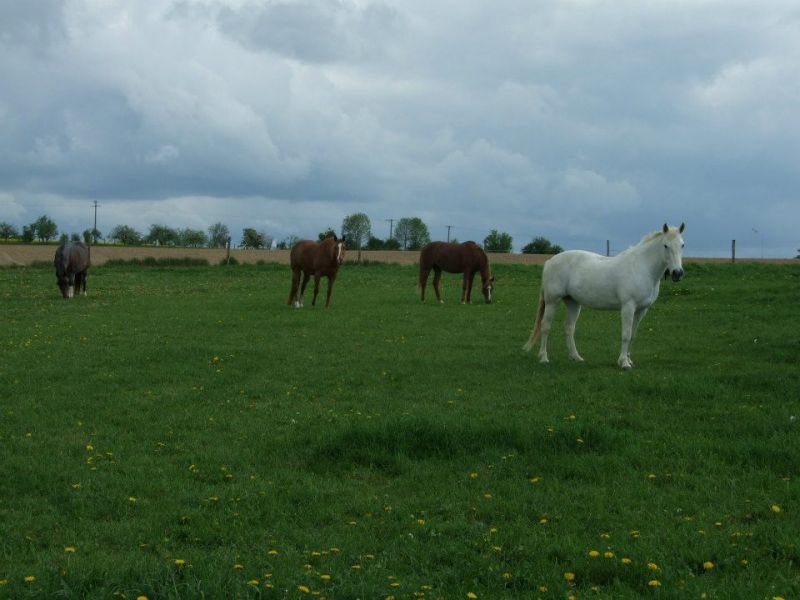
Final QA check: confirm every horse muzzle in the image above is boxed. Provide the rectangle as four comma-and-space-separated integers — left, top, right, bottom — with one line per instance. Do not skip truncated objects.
670, 268, 684, 282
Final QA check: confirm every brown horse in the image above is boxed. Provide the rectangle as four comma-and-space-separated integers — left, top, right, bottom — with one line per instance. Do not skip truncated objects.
288, 235, 346, 308
419, 241, 494, 304
54, 241, 90, 299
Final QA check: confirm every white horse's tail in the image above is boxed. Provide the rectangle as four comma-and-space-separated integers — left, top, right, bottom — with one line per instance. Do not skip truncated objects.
523, 291, 545, 352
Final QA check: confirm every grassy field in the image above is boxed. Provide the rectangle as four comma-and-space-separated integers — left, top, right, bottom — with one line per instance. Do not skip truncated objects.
0, 261, 798, 599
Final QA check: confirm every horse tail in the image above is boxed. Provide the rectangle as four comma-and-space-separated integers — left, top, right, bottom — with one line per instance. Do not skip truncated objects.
522, 290, 545, 352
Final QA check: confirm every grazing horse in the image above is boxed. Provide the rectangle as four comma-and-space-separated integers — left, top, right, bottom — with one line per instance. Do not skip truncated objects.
523, 223, 685, 369
54, 241, 91, 299
288, 235, 346, 308
419, 241, 495, 304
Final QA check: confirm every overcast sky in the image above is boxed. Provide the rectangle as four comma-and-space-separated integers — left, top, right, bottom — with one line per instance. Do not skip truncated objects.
1, 0, 799, 256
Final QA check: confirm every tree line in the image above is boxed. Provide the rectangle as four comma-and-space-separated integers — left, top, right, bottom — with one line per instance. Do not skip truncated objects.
0, 214, 563, 254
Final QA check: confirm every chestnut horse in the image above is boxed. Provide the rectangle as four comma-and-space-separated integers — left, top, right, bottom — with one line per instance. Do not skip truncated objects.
288, 235, 346, 308
419, 241, 494, 304
54, 241, 90, 299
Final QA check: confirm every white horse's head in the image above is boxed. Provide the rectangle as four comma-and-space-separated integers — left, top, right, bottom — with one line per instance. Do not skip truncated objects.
662, 222, 685, 282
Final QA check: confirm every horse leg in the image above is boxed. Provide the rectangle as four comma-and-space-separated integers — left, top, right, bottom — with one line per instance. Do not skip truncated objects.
311, 274, 322, 306
618, 303, 636, 369
433, 268, 443, 303
325, 274, 336, 307
288, 268, 301, 307
463, 270, 475, 304
538, 301, 558, 363
299, 273, 311, 307
68, 273, 75, 298
627, 307, 649, 367
419, 267, 430, 302
564, 298, 584, 362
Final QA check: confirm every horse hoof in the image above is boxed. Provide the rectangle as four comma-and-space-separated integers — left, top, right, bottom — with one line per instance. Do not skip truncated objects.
569, 355, 585, 362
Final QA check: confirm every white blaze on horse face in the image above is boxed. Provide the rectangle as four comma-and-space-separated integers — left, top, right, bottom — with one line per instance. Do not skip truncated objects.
336, 242, 344, 264
664, 230, 685, 280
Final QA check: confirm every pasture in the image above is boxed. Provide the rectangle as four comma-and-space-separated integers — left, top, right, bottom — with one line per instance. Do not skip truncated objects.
0, 260, 798, 599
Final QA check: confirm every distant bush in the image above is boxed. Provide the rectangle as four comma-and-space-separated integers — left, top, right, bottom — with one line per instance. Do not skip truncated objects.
219, 256, 239, 266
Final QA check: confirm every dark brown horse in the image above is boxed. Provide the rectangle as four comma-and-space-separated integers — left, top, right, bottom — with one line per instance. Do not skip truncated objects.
54, 241, 90, 299
288, 235, 346, 308
419, 241, 494, 304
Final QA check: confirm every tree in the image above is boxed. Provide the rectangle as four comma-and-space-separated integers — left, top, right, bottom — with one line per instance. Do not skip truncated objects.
393, 217, 430, 250
109, 225, 143, 246
276, 235, 300, 250
21, 225, 35, 243
0, 222, 18, 240
83, 228, 102, 244
241, 228, 267, 249
341, 213, 371, 261
178, 228, 208, 248
521, 236, 563, 254
146, 224, 178, 246
483, 229, 513, 253
31, 214, 58, 242
208, 222, 230, 248
318, 227, 337, 241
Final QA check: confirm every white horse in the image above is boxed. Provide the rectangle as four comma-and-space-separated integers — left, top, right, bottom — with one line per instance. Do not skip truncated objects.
523, 223, 685, 369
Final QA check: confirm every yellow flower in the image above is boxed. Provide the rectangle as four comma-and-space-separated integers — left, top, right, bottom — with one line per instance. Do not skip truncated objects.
233, 564, 244, 570
648, 579, 661, 587
320, 574, 331, 582
771, 504, 781, 514
64, 546, 77, 553
24, 576, 36, 583
298, 584, 311, 593
416, 518, 426, 526
621, 557, 632, 565
604, 551, 615, 558
538, 586, 548, 593
71, 483, 81, 489
247, 580, 259, 585
267, 549, 279, 555
136, 596, 148, 600
588, 550, 600, 558
703, 561, 714, 570
128, 496, 137, 503
0, 579, 8, 586
467, 593, 478, 599
174, 559, 186, 566
469, 472, 478, 479
564, 571, 576, 582
647, 562, 660, 571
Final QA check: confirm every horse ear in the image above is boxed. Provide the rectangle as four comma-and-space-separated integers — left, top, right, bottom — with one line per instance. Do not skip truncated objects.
662, 223, 669, 233
679, 222, 685, 233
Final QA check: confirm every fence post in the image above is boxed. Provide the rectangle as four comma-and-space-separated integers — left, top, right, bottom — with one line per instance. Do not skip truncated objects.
606, 240, 610, 256
731, 239, 736, 263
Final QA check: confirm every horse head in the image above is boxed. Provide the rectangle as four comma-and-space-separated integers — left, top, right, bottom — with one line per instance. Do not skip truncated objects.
661, 222, 685, 282
481, 275, 495, 303
54, 244, 70, 298
333, 235, 346, 265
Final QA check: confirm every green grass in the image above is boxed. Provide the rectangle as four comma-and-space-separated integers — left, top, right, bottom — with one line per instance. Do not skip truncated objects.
0, 261, 798, 599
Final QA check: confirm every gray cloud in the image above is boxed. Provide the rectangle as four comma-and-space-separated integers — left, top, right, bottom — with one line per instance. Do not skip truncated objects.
1, 0, 798, 256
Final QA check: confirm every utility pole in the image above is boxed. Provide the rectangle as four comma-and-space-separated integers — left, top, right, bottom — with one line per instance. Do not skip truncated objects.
446, 225, 453, 242
92, 200, 100, 244
386, 219, 395, 241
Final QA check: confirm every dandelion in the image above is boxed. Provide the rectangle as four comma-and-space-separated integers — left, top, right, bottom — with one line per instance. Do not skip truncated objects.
247, 579, 259, 585
467, 593, 478, 599
320, 574, 331, 582
647, 473, 657, 479
564, 572, 576, 582
136, 596, 148, 600
538, 586, 548, 593
647, 579, 661, 587
267, 549, 279, 555
703, 561, 714, 571
539, 517, 548, 524
647, 562, 660, 571
621, 557, 632, 565
416, 518, 426, 526
24, 576, 36, 583
297, 584, 311, 593
71, 483, 81, 489
233, 564, 244, 570
529, 477, 542, 484
128, 496, 137, 503
174, 559, 186, 566
604, 551, 615, 558
0, 579, 8, 585
771, 504, 782, 514
469, 472, 479, 479
64, 546, 77, 553
588, 550, 600, 558
740, 559, 749, 566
